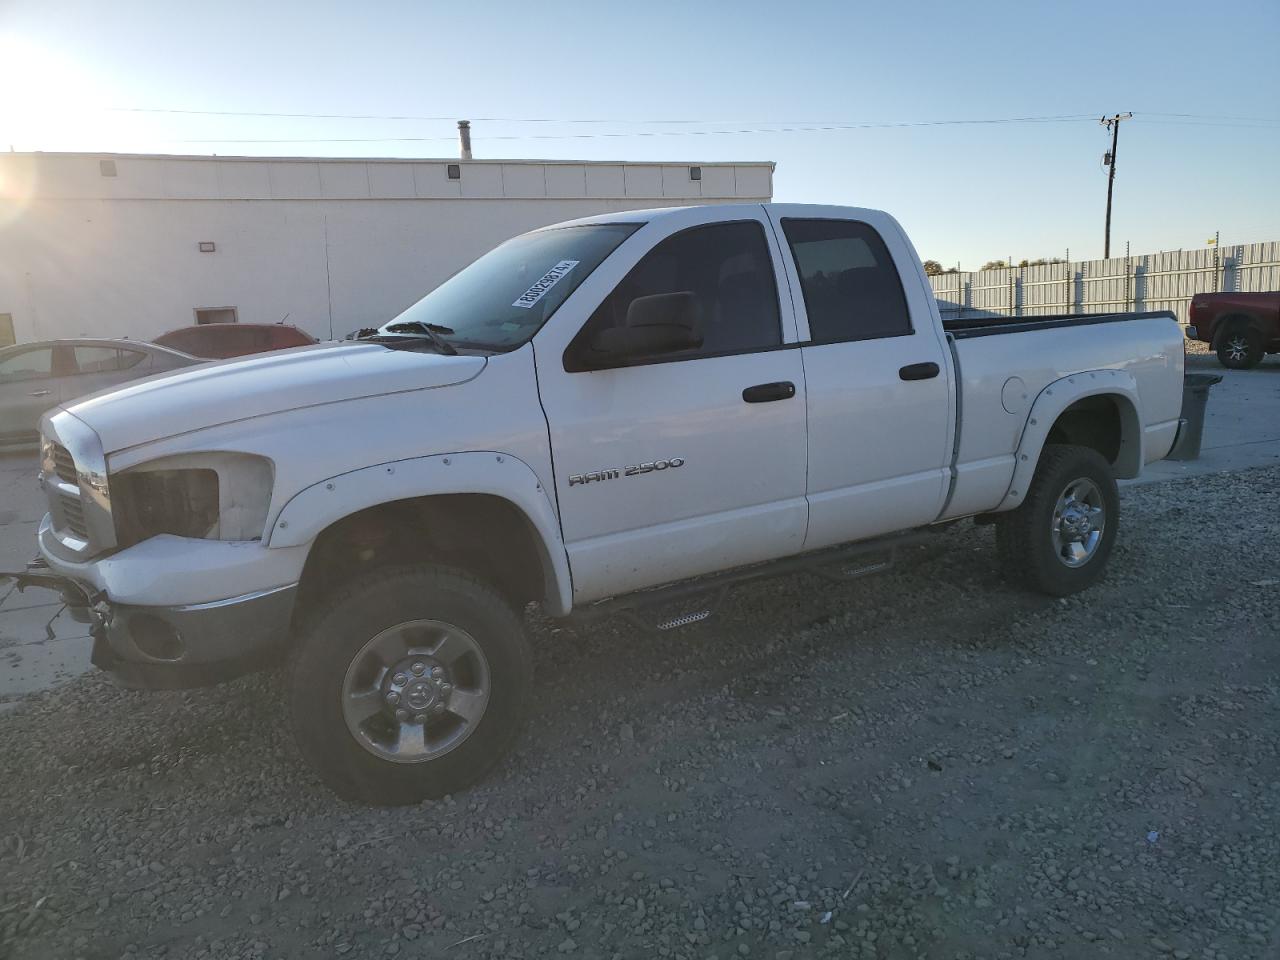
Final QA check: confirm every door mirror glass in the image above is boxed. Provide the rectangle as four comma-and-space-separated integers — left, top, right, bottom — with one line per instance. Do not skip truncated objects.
587, 292, 703, 363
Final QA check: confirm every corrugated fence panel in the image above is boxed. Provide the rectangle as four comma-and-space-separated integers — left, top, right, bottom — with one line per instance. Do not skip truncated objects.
928, 239, 1280, 325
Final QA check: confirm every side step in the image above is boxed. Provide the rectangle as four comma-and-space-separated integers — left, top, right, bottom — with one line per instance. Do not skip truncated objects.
570, 528, 938, 633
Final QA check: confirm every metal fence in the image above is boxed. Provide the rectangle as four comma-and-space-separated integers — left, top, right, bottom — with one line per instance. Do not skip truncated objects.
929, 240, 1280, 325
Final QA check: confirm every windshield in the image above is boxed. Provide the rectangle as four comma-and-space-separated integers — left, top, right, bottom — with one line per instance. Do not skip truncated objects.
379, 222, 640, 350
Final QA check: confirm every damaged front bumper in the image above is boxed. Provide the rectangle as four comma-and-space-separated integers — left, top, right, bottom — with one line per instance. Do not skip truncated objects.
2, 562, 296, 690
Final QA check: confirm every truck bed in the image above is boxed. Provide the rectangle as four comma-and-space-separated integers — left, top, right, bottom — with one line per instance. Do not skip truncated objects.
943, 310, 1177, 339
937, 310, 1186, 521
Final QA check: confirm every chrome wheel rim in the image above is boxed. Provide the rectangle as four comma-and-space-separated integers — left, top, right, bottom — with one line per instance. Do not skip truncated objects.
1225, 335, 1249, 363
1050, 477, 1106, 568
341, 619, 491, 764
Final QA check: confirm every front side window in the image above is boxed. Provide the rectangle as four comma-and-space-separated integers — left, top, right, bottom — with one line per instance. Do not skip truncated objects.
571, 220, 781, 366
782, 219, 911, 343
0, 347, 53, 382
381, 223, 641, 351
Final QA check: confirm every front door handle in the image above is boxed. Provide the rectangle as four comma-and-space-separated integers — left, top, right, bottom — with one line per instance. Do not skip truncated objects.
742, 381, 796, 403
899, 362, 940, 381
28, 389, 52, 397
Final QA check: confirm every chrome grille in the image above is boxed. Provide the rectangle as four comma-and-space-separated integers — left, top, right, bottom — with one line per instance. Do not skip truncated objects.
41, 412, 115, 559
58, 491, 90, 540
51, 443, 77, 484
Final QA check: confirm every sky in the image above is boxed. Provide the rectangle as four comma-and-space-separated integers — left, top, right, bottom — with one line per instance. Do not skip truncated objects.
2, 0, 1278, 269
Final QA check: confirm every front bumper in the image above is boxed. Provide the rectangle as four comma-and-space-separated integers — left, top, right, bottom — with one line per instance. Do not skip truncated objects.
31, 515, 307, 690
89, 584, 297, 689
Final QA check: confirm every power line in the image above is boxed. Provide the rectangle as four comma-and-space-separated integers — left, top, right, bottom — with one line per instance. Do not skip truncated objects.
1139, 111, 1280, 123
168, 114, 1103, 145
105, 106, 1280, 127
106, 106, 1101, 126
1134, 118, 1280, 130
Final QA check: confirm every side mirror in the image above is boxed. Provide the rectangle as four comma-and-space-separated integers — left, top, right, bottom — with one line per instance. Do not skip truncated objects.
587, 292, 702, 364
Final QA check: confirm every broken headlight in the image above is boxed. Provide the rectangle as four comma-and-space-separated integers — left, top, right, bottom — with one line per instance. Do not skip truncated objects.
111, 453, 274, 548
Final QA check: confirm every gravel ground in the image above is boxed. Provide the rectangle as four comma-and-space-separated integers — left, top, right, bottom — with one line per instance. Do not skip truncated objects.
1, 467, 1277, 960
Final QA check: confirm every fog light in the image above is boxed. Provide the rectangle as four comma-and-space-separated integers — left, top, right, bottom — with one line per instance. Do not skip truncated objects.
129, 614, 184, 661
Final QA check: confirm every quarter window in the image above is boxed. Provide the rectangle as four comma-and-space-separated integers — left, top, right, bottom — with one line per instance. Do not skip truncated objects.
782, 219, 911, 343
573, 220, 782, 365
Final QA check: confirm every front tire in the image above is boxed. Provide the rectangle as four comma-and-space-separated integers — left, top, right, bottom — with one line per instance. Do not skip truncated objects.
1216, 325, 1263, 369
996, 444, 1119, 597
287, 564, 531, 805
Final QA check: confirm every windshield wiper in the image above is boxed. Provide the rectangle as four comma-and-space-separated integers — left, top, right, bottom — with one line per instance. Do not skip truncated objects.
379, 320, 458, 355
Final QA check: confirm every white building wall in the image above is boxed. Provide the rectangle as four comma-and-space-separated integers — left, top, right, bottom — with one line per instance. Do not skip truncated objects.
0, 153, 774, 344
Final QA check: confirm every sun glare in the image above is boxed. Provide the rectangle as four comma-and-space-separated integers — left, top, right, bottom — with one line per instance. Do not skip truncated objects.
0, 33, 112, 152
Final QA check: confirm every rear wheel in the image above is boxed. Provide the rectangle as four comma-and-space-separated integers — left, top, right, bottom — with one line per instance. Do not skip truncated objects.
996, 444, 1119, 596
287, 564, 531, 805
1216, 325, 1263, 369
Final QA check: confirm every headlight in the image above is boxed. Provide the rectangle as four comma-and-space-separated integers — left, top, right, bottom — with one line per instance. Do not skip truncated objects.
112, 452, 274, 548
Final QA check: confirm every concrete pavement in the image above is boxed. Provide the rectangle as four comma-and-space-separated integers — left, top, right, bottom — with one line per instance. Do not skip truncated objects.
0, 449, 96, 709
3, 351, 1278, 708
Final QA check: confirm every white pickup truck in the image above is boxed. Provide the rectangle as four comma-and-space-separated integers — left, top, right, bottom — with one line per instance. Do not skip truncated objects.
13, 204, 1185, 804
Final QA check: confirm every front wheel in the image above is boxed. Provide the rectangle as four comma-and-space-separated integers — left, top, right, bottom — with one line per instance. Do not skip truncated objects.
1216, 326, 1263, 369
996, 444, 1119, 597
287, 564, 532, 805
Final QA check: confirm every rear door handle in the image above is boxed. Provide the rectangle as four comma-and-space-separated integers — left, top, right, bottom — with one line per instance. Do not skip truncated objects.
898, 362, 940, 381
742, 381, 796, 403
28, 389, 52, 397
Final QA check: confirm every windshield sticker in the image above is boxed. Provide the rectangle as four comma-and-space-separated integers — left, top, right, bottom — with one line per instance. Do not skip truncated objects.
511, 260, 580, 309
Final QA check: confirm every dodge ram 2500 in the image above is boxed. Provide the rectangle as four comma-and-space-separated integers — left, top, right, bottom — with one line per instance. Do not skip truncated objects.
9, 204, 1186, 804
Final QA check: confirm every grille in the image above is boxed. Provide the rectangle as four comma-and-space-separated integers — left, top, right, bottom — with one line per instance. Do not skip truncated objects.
58, 491, 90, 540
51, 443, 77, 484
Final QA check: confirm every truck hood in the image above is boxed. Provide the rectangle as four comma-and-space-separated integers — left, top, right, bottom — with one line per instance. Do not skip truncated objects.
63, 341, 487, 454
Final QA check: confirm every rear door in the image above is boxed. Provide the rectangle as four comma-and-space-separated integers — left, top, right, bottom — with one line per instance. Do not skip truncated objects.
0, 345, 58, 442
535, 208, 809, 604
767, 207, 954, 550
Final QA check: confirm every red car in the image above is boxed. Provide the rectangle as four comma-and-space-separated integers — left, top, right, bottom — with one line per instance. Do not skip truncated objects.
1186, 292, 1280, 369
153, 323, 318, 359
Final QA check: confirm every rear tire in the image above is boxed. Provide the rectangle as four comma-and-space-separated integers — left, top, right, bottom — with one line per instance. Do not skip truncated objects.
995, 444, 1119, 597
287, 564, 531, 805
1216, 325, 1263, 369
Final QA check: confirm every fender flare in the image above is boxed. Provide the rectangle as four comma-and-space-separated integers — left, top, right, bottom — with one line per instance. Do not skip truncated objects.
996, 369, 1143, 511
267, 452, 573, 617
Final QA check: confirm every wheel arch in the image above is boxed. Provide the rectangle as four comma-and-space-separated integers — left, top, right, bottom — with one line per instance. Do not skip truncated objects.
997, 371, 1142, 511
271, 453, 572, 617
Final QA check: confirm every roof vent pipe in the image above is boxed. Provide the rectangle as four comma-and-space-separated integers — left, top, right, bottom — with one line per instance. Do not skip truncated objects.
458, 120, 473, 161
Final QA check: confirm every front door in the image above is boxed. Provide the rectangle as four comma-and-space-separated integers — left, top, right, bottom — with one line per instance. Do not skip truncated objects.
767, 208, 955, 550
0, 345, 58, 443
535, 209, 809, 604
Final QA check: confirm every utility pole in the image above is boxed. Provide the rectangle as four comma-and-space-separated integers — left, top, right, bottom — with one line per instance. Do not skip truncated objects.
1100, 113, 1132, 259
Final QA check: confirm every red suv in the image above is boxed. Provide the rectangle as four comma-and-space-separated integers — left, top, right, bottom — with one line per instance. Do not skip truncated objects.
1186, 292, 1280, 369
153, 323, 318, 359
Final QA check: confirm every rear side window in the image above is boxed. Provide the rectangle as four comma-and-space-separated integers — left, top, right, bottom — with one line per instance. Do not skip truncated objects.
573, 220, 781, 364
73, 346, 146, 373
782, 219, 911, 343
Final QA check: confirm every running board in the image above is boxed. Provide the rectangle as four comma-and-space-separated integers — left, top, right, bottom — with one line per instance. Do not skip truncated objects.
570, 528, 938, 633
